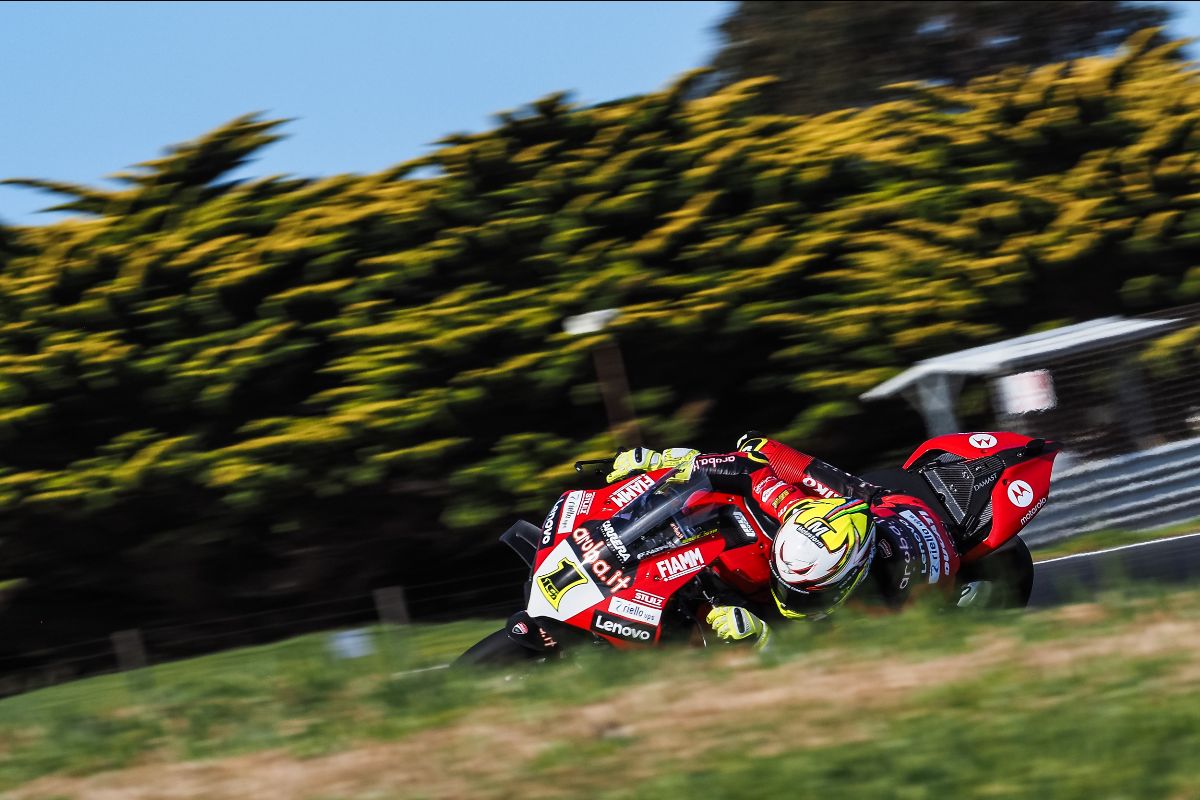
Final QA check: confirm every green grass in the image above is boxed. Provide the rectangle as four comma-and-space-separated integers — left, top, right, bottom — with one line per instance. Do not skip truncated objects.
611, 654, 1200, 800
2, 587, 1199, 798
0, 618, 500, 788
1030, 517, 1200, 561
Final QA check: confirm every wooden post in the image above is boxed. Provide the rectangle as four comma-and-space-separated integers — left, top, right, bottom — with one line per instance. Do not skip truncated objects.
373, 586, 410, 671
593, 338, 641, 449
373, 586, 410, 626
111, 629, 154, 692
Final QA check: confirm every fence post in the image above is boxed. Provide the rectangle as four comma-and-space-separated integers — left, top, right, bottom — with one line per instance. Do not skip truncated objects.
373, 586, 410, 626
373, 586, 410, 671
111, 628, 154, 692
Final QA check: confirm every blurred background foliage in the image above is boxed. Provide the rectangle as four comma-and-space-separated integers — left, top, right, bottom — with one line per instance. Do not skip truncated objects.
709, 0, 1172, 114
3, 24, 1200, 657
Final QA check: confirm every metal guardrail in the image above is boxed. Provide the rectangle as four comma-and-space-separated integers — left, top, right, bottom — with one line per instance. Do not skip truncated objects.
1022, 436, 1200, 544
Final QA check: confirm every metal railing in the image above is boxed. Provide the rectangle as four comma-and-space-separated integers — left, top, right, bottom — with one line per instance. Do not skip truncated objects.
1023, 435, 1200, 544
980, 303, 1200, 543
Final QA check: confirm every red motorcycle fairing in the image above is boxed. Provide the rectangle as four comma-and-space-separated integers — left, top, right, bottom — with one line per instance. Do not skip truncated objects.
902, 431, 1039, 469
902, 432, 1058, 562
529, 469, 772, 649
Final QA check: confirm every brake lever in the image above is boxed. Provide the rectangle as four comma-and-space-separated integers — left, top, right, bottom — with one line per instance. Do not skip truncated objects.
574, 459, 615, 488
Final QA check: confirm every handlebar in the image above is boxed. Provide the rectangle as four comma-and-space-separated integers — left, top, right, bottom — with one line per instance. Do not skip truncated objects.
574, 458, 614, 478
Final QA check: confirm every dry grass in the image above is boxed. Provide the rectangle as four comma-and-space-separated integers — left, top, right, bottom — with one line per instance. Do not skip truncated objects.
9, 607, 1200, 800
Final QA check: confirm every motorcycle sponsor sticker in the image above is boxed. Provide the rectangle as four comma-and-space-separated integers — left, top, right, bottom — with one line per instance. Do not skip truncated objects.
771, 487, 795, 510
917, 509, 942, 537
654, 546, 706, 580
573, 526, 602, 558
672, 520, 708, 547
557, 490, 587, 534
895, 531, 914, 590
1007, 480, 1035, 508
973, 472, 999, 493
802, 474, 839, 499
634, 589, 665, 608
571, 528, 634, 593
512, 622, 529, 635
918, 509, 951, 576
969, 433, 997, 450
578, 491, 594, 516
608, 596, 663, 626
542, 496, 564, 546
592, 610, 654, 642
797, 515, 834, 548
601, 520, 631, 563
634, 542, 675, 560
695, 454, 736, 469
1020, 496, 1047, 524
900, 509, 946, 581
610, 474, 656, 510
758, 478, 786, 505
729, 509, 757, 543
876, 538, 894, 559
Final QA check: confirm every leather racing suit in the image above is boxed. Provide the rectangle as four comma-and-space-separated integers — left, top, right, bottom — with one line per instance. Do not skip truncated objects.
691, 436, 961, 615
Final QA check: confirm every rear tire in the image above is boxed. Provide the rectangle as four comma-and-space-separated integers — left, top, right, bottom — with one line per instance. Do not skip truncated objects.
958, 537, 1034, 609
453, 629, 544, 668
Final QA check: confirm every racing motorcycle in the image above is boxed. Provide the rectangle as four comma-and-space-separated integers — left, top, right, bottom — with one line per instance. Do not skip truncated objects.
455, 432, 1058, 666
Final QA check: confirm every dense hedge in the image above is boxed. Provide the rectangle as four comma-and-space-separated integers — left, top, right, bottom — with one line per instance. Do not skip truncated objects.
2, 31, 1200, 642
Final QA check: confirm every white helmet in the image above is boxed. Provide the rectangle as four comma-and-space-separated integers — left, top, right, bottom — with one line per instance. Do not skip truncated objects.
769, 497, 875, 618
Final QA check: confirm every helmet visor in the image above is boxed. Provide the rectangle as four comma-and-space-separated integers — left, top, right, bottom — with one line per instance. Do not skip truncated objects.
771, 561, 870, 619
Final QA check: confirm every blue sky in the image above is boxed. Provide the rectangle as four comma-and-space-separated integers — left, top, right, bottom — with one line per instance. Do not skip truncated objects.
2, 1, 1198, 226
0, 1, 730, 225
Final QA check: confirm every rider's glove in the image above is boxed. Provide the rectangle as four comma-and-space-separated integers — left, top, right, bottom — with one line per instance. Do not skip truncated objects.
607, 447, 699, 484
706, 605, 772, 651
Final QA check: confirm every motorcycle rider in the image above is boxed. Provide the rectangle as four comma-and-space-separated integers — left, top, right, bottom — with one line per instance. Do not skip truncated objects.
605, 434, 961, 649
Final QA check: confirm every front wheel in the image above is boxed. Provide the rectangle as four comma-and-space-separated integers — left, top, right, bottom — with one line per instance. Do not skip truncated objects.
453, 628, 545, 668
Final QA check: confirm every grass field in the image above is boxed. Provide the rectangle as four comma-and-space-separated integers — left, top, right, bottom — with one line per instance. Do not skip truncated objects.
2, 581, 1199, 799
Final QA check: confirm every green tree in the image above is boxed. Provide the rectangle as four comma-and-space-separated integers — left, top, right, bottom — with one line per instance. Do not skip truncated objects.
709, 1, 1173, 115
2, 32, 1200, 668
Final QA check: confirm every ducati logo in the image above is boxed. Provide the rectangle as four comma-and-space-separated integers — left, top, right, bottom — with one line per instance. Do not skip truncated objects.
969, 434, 997, 449
1007, 480, 1035, 508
